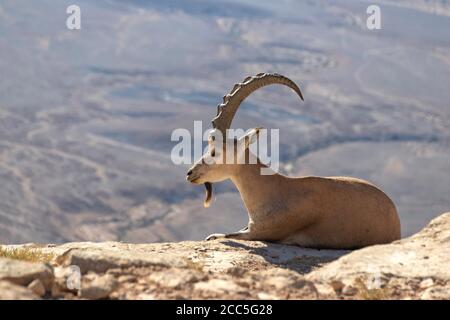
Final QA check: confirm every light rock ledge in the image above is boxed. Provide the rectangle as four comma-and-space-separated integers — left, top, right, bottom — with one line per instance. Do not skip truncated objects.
1, 212, 449, 300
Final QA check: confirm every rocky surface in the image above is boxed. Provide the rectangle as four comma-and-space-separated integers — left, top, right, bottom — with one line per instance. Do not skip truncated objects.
307, 212, 450, 299
0, 212, 449, 300
0, 258, 53, 290
0, 281, 40, 300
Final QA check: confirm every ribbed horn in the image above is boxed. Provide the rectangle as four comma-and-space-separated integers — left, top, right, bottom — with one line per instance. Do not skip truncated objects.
211, 73, 304, 138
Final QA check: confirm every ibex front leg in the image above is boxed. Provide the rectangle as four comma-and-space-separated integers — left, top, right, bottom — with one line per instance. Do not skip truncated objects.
205, 226, 258, 241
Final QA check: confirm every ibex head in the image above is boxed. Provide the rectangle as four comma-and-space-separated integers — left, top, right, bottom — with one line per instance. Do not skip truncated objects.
186, 73, 304, 208
186, 127, 262, 201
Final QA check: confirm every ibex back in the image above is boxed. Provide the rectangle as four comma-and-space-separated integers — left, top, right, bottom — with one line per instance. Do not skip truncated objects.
186, 73, 401, 249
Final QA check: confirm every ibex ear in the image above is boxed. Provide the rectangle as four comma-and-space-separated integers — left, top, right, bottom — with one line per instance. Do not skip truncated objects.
240, 127, 263, 149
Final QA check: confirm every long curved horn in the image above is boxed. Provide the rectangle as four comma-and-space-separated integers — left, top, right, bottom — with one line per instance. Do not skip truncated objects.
211, 73, 304, 138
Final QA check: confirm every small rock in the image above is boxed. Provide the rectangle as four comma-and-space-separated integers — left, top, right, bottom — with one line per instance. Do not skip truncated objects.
28, 279, 46, 297
53, 266, 81, 293
342, 285, 358, 296
330, 280, 345, 293
0, 280, 40, 300
419, 278, 434, 289
226, 266, 246, 277
136, 293, 157, 300
194, 279, 244, 294
315, 283, 336, 297
0, 258, 54, 290
257, 292, 280, 300
79, 274, 118, 299
264, 276, 297, 290
51, 282, 64, 298
148, 269, 203, 289
106, 268, 125, 276
420, 286, 450, 300
118, 275, 137, 283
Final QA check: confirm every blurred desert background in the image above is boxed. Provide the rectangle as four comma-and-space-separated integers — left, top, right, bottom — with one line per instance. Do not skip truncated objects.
0, 0, 449, 243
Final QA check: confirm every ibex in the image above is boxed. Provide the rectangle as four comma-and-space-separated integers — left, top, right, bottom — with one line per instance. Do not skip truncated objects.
186, 73, 401, 249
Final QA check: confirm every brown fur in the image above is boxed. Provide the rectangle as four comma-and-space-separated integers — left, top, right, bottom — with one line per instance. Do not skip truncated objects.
187, 130, 401, 249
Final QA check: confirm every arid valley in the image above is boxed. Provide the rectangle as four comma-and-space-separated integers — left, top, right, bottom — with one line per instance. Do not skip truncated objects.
1, 0, 449, 244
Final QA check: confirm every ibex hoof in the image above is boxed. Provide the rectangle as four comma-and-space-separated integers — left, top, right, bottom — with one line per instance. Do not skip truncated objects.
205, 233, 226, 241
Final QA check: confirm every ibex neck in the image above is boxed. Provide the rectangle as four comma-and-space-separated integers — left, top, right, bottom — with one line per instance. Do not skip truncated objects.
230, 164, 283, 216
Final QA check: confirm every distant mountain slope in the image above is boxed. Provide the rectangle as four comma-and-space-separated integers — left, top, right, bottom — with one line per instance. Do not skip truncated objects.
0, 0, 449, 243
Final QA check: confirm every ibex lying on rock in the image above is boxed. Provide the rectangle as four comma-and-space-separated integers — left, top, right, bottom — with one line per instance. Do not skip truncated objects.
187, 73, 401, 249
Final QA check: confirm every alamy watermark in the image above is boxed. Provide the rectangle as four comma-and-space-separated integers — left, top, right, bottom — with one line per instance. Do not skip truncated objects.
64, 4, 380, 31
366, 5, 381, 30
66, 5, 81, 30
66, 265, 81, 291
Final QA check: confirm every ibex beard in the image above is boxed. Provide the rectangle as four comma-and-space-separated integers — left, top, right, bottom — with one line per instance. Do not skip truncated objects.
186, 73, 401, 249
